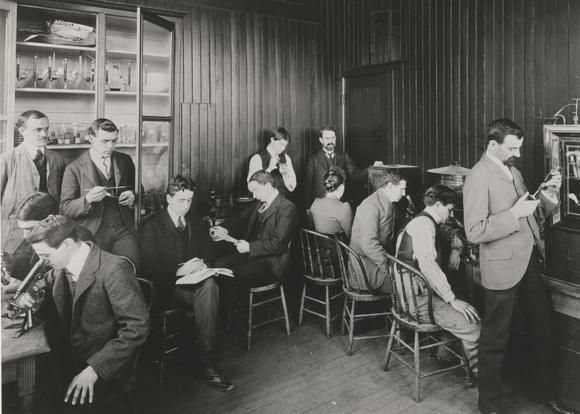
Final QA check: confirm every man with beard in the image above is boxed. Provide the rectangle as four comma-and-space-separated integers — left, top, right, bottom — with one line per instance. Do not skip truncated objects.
303, 126, 366, 209
463, 119, 570, 414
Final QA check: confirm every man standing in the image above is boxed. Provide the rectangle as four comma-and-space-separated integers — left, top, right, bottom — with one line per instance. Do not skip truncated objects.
213, 170, 297, 289
26, 215, 149, 412
349, 171, 406, 293
60, 118, 139, 268
396, 185, 480, 374
140, 176, 233, 391
1, 110, 66, 254
303, 125, 365, 208
247, 127, 296, 195
463, 118, 570, 414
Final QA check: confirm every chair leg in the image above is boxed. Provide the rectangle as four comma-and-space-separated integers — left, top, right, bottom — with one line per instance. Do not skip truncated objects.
247, 291, 254, 350
325, 285, 331, 339
341, 296, 347, 336
280, 286, 291, 335
159, 315, 167, 386
347, 300, 356, 356
413, 330, 422, 402
383, 320, 398, 371
298, 283, 307, 327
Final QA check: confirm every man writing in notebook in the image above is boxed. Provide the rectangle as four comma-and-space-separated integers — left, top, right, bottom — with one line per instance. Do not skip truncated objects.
139, 175, 233, 391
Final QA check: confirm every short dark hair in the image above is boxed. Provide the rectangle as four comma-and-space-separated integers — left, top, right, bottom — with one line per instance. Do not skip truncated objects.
486, 118, 523, 144
272, 127, 291, 143
323, 167, 345, 192
17, 110, 48, 130
166, 175, 198, 197
423, 185, 457, 207
375, 170, 405, 188
26, 215, 80, 248
249, 170, 274, 186
320, 125, 336, 136
88, 118, 118, 137
16, 193, 58, 221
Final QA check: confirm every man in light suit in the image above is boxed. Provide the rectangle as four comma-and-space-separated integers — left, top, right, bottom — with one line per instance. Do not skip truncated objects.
25, 215, 149, 413
303, 125, 366, 208
213, 170, 297, 290
464, 119, 570, 414
349, 171, 406, 293
60, 118, 139, 269
1, 110, 66, 268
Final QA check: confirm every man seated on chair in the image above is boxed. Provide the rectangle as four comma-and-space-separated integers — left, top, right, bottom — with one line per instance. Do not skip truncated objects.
349, 170, 407, 293
212, 170, 297, 291
23, 215, 149, 412
395, 184, 480, 375
139, 175, 234, 392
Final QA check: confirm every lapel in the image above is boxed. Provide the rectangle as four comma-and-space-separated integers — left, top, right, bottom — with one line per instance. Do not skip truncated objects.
112, 152, 123, 185
15, 144, 39, 180
261, 193, 282, 224
481, 154, 513, 184
244, 204, 261, 240
79, 151, 100, 187
72, 242, 99, 310
161, 208, 179, 237
52, 268, 72, 327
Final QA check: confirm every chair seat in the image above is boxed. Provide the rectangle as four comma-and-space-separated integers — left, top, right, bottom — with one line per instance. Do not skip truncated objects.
304, 274, 342, 286
343, 286, 389, 302
390, 310, 441, 333
249, 282, 280, 293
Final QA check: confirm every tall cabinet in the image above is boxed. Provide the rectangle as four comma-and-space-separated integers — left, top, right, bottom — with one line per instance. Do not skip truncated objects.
0, 0, 177, 223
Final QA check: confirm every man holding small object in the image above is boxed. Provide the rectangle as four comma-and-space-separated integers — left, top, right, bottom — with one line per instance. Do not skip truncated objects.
60, 118, 139, 269
463, 119, 571, 414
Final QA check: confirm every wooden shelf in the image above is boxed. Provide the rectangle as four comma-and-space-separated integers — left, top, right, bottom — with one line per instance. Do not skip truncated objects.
16, 88, 95, 95
17, 42, 95, 52
105, 91, 170, 97
47, 142, 168, 149
106, 49, 170, 61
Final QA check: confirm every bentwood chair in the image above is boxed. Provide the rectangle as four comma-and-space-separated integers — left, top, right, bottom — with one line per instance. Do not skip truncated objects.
383, 254, 473, 402
334, 239, 391, 355
298, 228, 343, 338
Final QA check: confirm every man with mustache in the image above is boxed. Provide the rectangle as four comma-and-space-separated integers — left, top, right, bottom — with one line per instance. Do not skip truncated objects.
463, 119, 570, 414
303, 126, 366, 209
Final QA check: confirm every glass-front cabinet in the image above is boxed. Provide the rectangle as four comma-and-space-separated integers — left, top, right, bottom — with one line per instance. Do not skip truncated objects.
2, 1, 175, 223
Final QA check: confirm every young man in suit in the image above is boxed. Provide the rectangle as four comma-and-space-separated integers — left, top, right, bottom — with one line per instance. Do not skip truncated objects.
349, 171, 406, 293
213, 170, 298, 289
60, 118, 139, 269
303, 125, 366, 208
25, 215, 149, 413
464, 119, 570, 414
1, 110, 66, 267
139, 176, 234, 391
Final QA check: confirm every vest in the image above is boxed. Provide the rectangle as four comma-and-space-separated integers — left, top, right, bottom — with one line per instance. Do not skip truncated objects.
396, 211, 440, 267
259, 150, 288, 194
91, 160, 124, 227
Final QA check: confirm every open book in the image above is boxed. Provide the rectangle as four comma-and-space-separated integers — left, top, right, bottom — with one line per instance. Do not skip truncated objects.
175, 258, 234, 285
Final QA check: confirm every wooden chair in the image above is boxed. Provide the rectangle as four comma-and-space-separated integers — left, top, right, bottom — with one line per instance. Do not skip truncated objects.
334, 239, 391, 355
383, 254, 473, 402
298, 228, 343, 338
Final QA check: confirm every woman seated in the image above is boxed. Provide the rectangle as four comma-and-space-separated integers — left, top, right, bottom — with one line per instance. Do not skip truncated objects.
308, 169, 353, 278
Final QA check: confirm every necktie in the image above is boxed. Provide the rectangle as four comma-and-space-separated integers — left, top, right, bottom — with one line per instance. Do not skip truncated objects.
258, 202, 267, 213
101, 157, 110, 178
177, 216, 185, 232
33, 149, 45, 170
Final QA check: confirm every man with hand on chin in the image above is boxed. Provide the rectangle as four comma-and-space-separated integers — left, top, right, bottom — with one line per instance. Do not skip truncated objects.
60, 118, 139, 270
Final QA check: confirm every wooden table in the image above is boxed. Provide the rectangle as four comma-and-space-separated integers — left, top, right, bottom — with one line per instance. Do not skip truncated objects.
2, 298, 50, 411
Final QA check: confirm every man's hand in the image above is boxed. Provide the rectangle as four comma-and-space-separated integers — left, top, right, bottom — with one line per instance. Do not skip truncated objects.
209, 226, 229, 241
64, 366, 98, 405
235, 240, 250, 254
117, 190, 135, 207
450, 299, 480, 324
85, 186, 108, 204
14, 292, 35, 308
448, 249, 461, 271
542, 171, 562, 198
266, 156, 279, 172
510, 192, 540, 219
278, 162, 289, 175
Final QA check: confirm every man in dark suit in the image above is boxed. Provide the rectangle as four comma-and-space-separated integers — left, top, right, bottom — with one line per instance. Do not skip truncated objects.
60, 118, 139, 269
139, 176, 233, 391
1, 110, 66, 271
464, 119, 570, 414
25, 215, 149, 413
212, 170, 298, 289
303, 125, 366, 209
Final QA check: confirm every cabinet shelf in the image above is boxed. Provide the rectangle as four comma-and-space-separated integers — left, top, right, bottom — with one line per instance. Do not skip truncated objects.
105, 91, 169, 97
46, 142, 168, 149
16, 41, 95, 52
106, 49, 170, 61
16, 88, 95, 95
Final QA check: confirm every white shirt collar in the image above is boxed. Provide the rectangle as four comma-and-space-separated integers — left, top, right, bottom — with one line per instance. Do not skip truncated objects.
65, 242, 91, 282
322, 148, 335, 157
22, 142, 44, 159
261, 189, 279, 211
485, 150, 513, 180
167, 208, 185, 228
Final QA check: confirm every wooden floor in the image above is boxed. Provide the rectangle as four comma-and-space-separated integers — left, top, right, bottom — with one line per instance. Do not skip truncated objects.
3, 314, 554, 414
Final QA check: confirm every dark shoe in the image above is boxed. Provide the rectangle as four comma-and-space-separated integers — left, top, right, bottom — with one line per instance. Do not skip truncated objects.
204, 367, 235, 392
547, 400, 575, 414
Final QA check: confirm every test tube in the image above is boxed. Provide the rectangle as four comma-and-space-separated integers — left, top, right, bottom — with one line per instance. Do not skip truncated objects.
16, 55, 20, 80
33, 55, 38, 88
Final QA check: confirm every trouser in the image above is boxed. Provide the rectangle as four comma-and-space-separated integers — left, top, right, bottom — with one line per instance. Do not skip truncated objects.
174, 278, 219, 355
478, 250, 555, 414
215, 252, 277, 290
94, 223, 139, 272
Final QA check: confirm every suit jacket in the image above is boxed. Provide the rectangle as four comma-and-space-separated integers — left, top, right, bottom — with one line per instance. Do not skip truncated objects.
139, 209, 214, 305
1, 144, 66, 245
228, 194, 297, 281
303, 149, 364, 208
463, 154, 558, 290
60, 150, 136, 234
51, 242, 149, 390
349, 189, 396, 291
